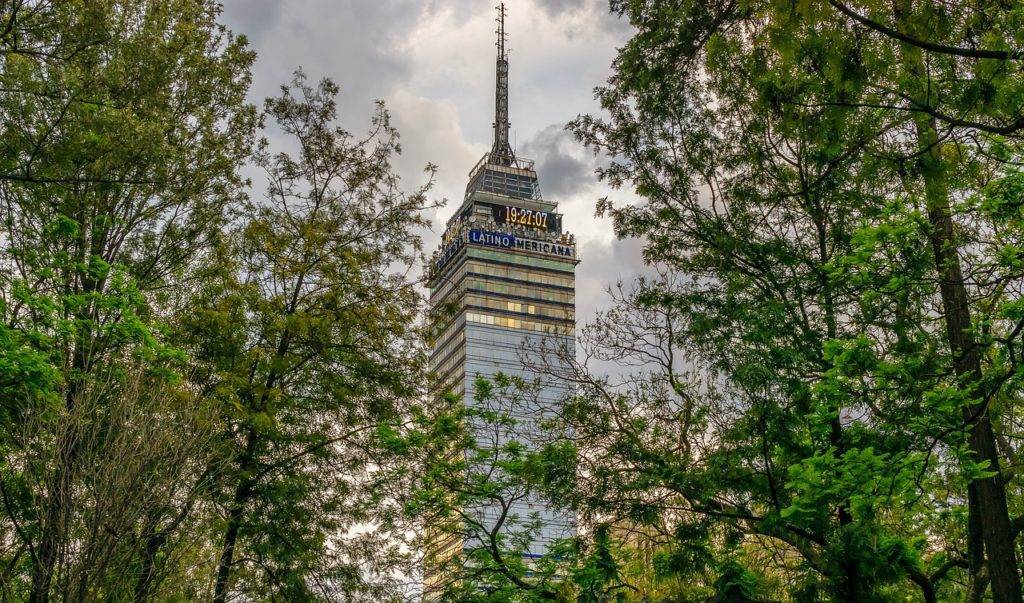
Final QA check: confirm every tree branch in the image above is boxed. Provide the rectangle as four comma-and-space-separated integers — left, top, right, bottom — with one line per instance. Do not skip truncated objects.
828, 1, 1022, 61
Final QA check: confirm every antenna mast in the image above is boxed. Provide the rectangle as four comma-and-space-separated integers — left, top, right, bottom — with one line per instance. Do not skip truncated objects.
491, 3, 514, 165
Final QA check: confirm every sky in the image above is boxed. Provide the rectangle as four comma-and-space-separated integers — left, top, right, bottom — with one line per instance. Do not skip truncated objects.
219, 0, 648, 326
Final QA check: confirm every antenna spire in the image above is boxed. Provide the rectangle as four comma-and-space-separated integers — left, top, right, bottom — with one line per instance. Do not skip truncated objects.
491, 3, 514, 165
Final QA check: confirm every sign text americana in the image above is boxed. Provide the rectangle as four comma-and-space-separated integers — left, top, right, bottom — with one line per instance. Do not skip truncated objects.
469, 229, 575, 259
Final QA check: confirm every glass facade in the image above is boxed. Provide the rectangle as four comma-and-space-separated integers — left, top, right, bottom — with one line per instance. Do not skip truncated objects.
463, 154, 542, 201
427, 155, 578, 579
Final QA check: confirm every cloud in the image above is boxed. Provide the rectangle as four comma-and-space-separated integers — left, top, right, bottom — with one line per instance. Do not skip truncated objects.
220, 0, 425, 120
385, 89, 483, 236
535, 0, 589, 17
519, 124, 598, 198
219, 0, 282, 47
574, 235, 649, 325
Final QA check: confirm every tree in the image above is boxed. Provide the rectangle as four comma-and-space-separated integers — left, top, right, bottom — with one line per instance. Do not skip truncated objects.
0, 0, 255, 599
543, 274, 946, 600
569, 1, 1024, 598
181, 72, 433, 601
400, 375, 579, 602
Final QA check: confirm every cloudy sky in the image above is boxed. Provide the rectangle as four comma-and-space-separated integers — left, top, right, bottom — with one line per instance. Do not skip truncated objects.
219, 0, 647, 325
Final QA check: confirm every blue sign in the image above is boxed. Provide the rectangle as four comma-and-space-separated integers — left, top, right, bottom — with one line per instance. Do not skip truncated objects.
469, 229, 516, 248
468, 228, 575, 259
433, 237, 464, 271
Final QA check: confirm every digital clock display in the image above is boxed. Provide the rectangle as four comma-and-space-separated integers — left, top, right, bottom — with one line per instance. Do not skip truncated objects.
508, 206, 548, 229
490, 204, 560, 232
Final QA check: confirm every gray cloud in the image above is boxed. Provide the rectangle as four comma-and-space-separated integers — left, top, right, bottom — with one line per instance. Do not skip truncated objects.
537, 0, 634, 36
535, 0, 588, 16
532, 0, 632, 35
219, 0, 282, 47
220, 0, 425, 118
519, 123, 600, 198
575, 235, 649, 324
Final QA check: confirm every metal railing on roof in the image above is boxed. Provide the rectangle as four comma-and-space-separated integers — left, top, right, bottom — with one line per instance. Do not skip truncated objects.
465, 153, 542, 201
467, 152, 536, 178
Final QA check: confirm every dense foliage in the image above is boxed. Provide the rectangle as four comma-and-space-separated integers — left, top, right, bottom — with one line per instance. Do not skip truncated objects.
7, 0, 1024, 601
554, 0, 1024, 600
0, 1, 430, 600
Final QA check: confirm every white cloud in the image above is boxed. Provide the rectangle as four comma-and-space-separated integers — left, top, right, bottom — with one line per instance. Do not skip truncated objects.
385, 88, 482, 234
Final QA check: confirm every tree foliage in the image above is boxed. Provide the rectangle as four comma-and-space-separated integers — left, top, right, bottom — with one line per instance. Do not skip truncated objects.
0, 0, 254, 599
0, 2, 431, 600
9, 0, 1024, 601
557, 0, 1024, 601
189, 72, 432, 602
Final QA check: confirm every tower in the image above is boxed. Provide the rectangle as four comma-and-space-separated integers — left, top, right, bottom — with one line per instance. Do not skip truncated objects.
425, 2, 578, 592
491, 2, 513, 165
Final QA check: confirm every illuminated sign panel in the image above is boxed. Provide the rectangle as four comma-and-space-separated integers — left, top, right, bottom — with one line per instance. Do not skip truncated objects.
469, 229, 515, 248
432, 219, 575, 276
507, 206, 548, 229
489, 204, 561, 233
469, 229, 575, 259
434, 237, 464, 271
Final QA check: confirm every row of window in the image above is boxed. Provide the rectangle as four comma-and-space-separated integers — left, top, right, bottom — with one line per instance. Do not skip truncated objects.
468, 247, 576, 274
441, 372, 465, 396
466, 294, 575, 321
431, 273, 576, 313
428, 302, 461, 330
423, 532, 463, 589
466, 311, 574, 335
430, 297, 574, 360
434, 306, 577, 349
464, 260, 575, 288
466, 278, 575, 304
430, 314, 470, 357
432, 350, 466, 385
430, 315, 466, 355
429, 265, 468, 305
470, 169, 539, 199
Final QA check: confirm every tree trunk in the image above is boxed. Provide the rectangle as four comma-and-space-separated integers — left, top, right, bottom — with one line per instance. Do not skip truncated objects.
134, 524, 166, 602
833, 421, 865, 601
213, 501, 245, 603
912, 111, 1022, 601
30, 204, 107, 602
817, 212, 866, 600
31, 461, 67, 602
213, 428, 257, 603
30, 346, 89, 602
890, 7, 1022, 595
966, 488, 987, 602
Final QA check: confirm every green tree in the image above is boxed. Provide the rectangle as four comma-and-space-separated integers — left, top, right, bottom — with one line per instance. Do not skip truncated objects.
401, 375, 579, 602
181, 72, 433, 601
0, 0, 255, 599
569, 1, 1024, 599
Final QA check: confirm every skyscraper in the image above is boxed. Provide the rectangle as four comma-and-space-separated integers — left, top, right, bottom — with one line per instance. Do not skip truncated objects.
425, 2, 578, 588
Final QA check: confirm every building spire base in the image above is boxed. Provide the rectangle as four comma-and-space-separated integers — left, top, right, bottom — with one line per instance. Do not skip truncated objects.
491, 2, 514, 164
